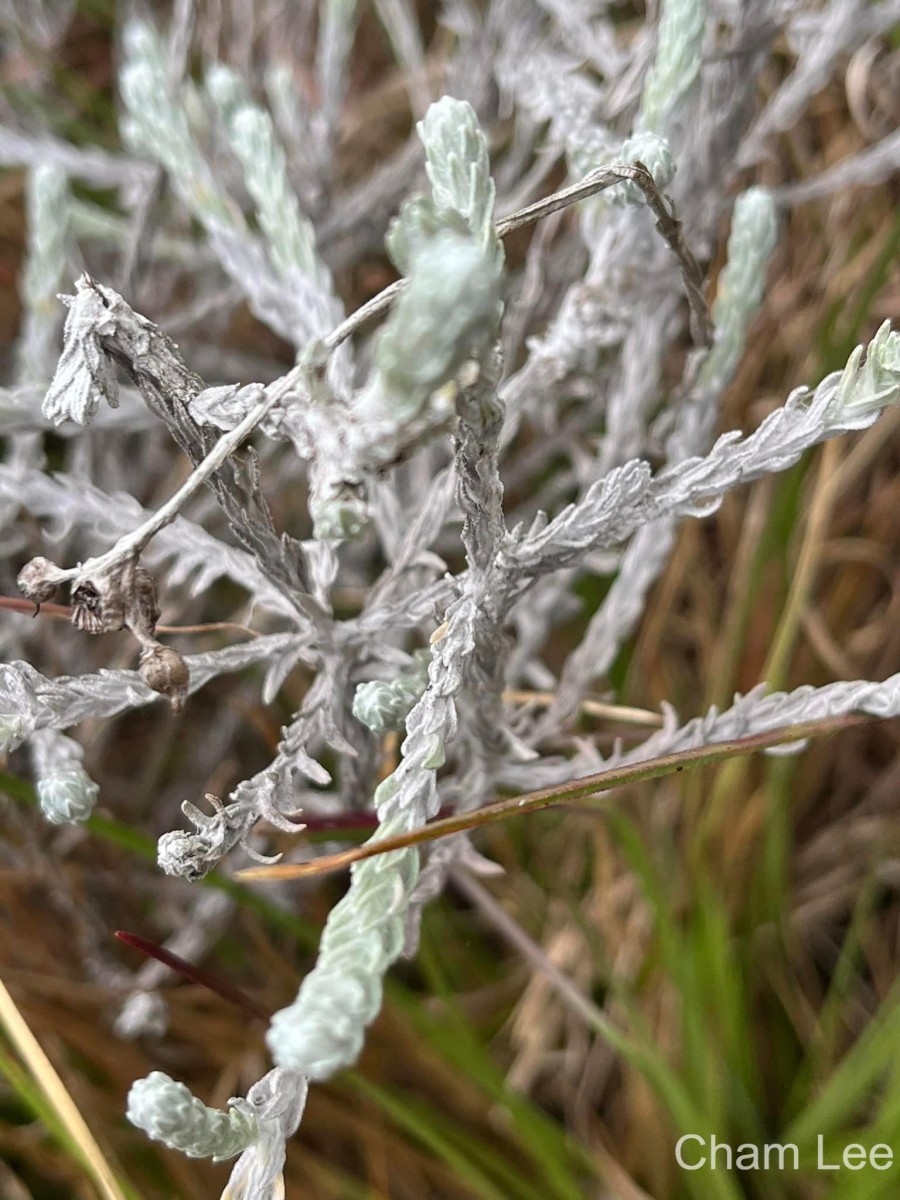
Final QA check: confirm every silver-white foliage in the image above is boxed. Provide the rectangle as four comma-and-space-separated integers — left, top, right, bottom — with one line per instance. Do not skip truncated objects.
206, 65, 334, 296
267, 606, 473, 1078
639, 0, 708, 133
361, 232, 500, 423
265, 99, 508, 1074
127, 970, 308, 1187
0, 636, 301, 754
611, 131, 676, 206
204, 63, 346, 369
17, 163, 71, 384
316, 0, 360, 151
3, 6, 899, 1188
127, 1071, 260, 1160
120, 19, 309, 348
0, 466, 299, 622
494, 22, 612, 164
119, 21, 237, 229
352, 649, 432, 733
503, 323, 900, 581
693, 186, 781, 402
418, 96, 502, 265
501, 673, 900, 794
311, 228, 503, 540
0, 125, 154, 189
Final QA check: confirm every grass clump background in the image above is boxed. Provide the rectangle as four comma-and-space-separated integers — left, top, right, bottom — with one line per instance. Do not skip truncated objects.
0, 2, 899, 1198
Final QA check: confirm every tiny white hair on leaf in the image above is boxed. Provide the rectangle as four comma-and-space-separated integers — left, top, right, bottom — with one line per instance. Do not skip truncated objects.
37, 766, 99, 826
361, 230, 501, 425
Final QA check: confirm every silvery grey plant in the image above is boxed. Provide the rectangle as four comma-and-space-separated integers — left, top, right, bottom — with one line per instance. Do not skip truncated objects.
1, 1, 899, 1194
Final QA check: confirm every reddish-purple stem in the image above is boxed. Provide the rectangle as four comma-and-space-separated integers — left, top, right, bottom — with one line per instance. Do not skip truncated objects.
115, 930, 272, 1021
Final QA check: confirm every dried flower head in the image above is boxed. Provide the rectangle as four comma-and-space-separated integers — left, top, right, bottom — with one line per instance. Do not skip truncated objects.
70, 576, 125, 634
17, 556, 67, 606
42, 274, 120, 426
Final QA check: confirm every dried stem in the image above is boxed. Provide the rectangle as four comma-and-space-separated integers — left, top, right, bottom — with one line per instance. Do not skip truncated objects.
235, 711, 869, 882
37, 385, 286, 588
324, 161, 712, 350
0, 595, 259, 638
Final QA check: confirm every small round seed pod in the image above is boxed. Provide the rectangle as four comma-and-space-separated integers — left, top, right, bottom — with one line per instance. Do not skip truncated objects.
140, 643, 190, 713
17, 556, 67, 605
38, 768, 99, 825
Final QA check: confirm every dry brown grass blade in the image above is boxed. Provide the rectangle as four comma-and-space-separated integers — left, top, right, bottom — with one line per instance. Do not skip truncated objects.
236, 710, 873, 882
503, 689, 664, 727
0, 974, 128, 1200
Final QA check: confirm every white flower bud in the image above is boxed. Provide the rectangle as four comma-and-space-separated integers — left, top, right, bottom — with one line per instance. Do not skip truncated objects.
352, 652, 431, 733
38, 768, 99, 825
612, 132, 676, 205
30, 730, 99, 826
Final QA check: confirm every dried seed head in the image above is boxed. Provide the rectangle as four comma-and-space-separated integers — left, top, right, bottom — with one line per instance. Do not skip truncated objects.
140, 643, 190, 712
17, 556, 67, 605
71, 576, 126, 634
70, 560, 160, 636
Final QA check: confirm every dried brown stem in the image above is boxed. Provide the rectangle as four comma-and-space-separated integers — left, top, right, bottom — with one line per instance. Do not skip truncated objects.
235, 711, 870, 882
0, 594, 259, 638
324, 162, 712, 350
